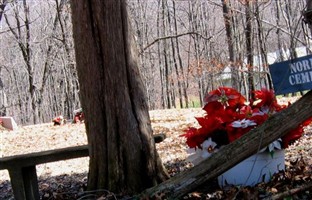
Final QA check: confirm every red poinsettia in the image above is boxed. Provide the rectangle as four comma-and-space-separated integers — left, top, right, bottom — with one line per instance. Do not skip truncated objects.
181, 87, 312, 153
282, 117, 312, 148
204, 87, 246, 109
252, 88, 286, 113
181, 116, 224, 149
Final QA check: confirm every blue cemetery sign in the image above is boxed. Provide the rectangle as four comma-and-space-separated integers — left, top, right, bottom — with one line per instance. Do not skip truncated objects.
269, 54, 312, 95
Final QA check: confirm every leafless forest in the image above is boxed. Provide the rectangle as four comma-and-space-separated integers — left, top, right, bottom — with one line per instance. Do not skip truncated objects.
0, 0, 310, 125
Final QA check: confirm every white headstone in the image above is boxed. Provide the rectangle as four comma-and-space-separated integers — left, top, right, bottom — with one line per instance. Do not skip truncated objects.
0, 116, 18, 130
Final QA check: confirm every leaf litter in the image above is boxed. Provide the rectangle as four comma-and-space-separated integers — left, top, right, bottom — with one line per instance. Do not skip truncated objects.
0, 102, 312, 199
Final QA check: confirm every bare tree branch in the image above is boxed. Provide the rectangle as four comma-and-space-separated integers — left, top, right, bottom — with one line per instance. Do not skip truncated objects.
140, 31, 221, 54
207, 0, 307, 46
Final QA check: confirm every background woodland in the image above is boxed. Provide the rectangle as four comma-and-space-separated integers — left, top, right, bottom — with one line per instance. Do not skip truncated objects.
0, 0, 310, 125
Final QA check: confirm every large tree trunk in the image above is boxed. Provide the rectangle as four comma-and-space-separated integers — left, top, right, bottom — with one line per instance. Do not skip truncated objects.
70, 0, 168, 194
0, 0, 7, 21
141, 90, 312, 199
306, 0, 312, 34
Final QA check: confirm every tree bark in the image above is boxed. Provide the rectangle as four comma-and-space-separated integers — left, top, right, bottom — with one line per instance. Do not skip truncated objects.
222, 0, 240, 90
141, 90, 312, 199
0, 0, 7, 22
0, 78, 7, 116
70, 0, 168, 194
255, 0, 272, 89
245, 0, 255, 99
161, 0, 172, 109
306, 0, 312, 35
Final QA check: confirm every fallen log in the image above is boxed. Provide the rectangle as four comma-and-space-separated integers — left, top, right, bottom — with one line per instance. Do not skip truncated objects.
140, 90, 312, 199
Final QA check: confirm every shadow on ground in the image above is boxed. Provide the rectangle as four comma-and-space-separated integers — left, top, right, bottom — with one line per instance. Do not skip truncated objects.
0, 173, 90, 200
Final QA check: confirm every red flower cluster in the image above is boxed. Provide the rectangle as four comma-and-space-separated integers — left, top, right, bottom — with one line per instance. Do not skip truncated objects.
52, 115, 66, 126
181, 87, 312, 150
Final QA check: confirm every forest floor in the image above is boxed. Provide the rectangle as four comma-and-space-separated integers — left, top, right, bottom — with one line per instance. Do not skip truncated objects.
0, 97, 312, 199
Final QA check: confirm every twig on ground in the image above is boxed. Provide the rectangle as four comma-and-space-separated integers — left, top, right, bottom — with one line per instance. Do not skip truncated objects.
263, 181, 312, 200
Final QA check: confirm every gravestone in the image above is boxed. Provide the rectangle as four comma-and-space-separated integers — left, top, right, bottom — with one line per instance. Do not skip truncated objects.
0, 116, 18, 130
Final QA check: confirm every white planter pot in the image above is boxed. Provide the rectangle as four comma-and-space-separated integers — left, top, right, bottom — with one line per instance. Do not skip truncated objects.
218, 149, 285, 187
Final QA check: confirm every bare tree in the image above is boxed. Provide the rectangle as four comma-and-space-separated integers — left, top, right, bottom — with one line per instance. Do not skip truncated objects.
0, 0, 8, 116
254, 0, 273, 89
1, 1, 77, 124
129, 0, 159, 110
4, 0, 41, 123
70, 0, 168, 193
1, 0, 311, 124
244, 0, 255, 99
0, 75, 7, 116
221, 0, 240, 90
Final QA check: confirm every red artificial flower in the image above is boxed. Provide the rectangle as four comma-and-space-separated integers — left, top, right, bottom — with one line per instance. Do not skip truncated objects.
239, 105, 253, 117
182, 86, 310, 151
203, 101, 224, 116
181, 127, 207, 149
302, 117, 312, 126
196, 116, 223, 131
253, 88, 275, 106
282, 128, 303, 148
249, 113, 268, 126
253, 88, 283, 112
204, 87, 245, 109
282, 117, 312, 148
181, 116, 226, 148
52, 115, 64, 126
226, 123, 254, 142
